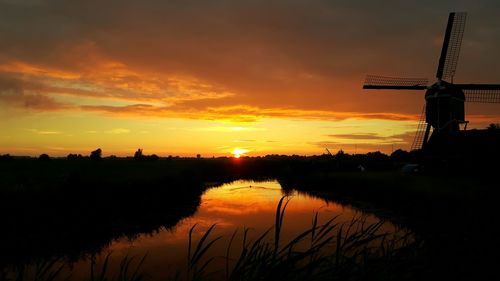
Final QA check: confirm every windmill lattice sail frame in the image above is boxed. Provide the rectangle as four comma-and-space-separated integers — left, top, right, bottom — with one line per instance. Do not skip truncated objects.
362, 12, 500, 150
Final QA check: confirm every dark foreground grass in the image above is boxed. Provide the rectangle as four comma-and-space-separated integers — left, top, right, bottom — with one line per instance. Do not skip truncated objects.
0, 157, 275, 267
1, 197, 423, 281
0, 255, 147, 281
278, 171, 500, 281
0, 158, 208, 267
2, 156, 498, 280
182, 197, 421, 281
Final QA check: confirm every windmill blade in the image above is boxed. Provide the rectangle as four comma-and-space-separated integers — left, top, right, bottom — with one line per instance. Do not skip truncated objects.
436, 12, 467, 81
457, 84, 500, 103
411, 104, 430, 150
363, 75, 428, 90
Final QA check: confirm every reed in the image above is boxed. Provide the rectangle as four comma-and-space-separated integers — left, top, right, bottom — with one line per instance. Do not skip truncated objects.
89, 254, 146, 281
1, 254, 147, 281
185, 196, 421, 281
0, 258, 65, 281
1, 197, 421, 281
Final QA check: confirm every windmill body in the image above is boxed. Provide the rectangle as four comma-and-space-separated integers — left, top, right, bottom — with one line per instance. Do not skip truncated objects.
424, 81, 465, 133
363, 12, 500, 151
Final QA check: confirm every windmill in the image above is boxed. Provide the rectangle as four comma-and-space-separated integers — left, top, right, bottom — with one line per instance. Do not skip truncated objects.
363, 12, 500, 150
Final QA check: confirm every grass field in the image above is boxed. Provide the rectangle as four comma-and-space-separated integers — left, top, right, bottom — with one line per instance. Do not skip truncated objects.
1, 154, 499, 280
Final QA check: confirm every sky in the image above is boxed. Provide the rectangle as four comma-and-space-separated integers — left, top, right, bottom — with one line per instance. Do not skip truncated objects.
1, 0, 500, 157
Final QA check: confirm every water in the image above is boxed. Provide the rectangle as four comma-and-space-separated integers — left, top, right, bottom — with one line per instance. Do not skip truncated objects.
63, 180, 392, 280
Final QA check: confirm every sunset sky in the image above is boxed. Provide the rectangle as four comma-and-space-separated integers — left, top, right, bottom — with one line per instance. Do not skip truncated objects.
1, 0, 500, 157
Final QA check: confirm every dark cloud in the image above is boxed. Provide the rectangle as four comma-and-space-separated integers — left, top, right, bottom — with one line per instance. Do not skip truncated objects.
313, 131, 417, 152
326, 133, 390, 140
1, 0, 500, 119
327, 132, 415, 143
0, 74, 68, 110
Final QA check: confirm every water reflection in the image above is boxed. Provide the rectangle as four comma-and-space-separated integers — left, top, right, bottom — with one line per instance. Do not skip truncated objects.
67, 180, 390, 280
1, 179, 396, 280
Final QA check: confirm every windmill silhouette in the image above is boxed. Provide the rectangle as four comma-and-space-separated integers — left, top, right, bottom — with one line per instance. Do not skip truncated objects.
363, 12, 500, 150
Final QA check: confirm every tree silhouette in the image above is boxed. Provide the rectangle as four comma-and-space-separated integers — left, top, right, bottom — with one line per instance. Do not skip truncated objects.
67, 153, 83, 160
38, 154, 50, 161
390, 149, 410, 162
134, 148, 143, 160
90, 148, 102, 161
487, 123, 500, 130
0, 154, 13, 161
133, 148, 159, 161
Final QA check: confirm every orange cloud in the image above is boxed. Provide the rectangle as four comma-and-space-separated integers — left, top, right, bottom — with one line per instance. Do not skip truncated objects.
0, 61, 81, 80
1, 1, 500, 156
2, 55, 498, 131
78, 102, 419, 123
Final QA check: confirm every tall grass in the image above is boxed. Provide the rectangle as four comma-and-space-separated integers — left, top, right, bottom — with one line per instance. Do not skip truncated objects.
1, 254, 147, 281
89, 254, 146, 281
185, 196, 421, 281
2, 197, 421, 281
0, 258, 65, 281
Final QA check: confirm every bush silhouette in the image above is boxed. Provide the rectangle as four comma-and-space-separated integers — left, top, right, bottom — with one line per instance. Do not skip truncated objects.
134, 148, 159, 161
487, 123, 500, 130
38, 154, 50, 161
390, 149, 410, 162
0, 154, 13, 161
67, 153, 83, 160
90, 148, 102, 161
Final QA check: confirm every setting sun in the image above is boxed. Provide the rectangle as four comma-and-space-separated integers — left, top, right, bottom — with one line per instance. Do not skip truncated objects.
231, 148, 249, 158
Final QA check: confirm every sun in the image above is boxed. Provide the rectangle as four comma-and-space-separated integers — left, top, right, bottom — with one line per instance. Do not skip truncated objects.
231, 148, 249, 158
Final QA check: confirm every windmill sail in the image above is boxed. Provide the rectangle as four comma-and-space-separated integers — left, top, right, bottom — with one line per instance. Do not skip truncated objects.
435, 12, 467, 82
363, 12, 500, 152
411, 104, 430, 150
363, 75, 428, 90
457, 84, 500, 103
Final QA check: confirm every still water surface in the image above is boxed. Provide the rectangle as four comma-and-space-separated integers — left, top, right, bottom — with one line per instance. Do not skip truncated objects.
68, 180, 390, 280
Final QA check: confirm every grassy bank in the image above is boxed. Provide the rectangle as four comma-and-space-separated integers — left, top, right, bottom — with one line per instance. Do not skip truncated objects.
278, 171, 500, 280
0, 158, 208, 267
